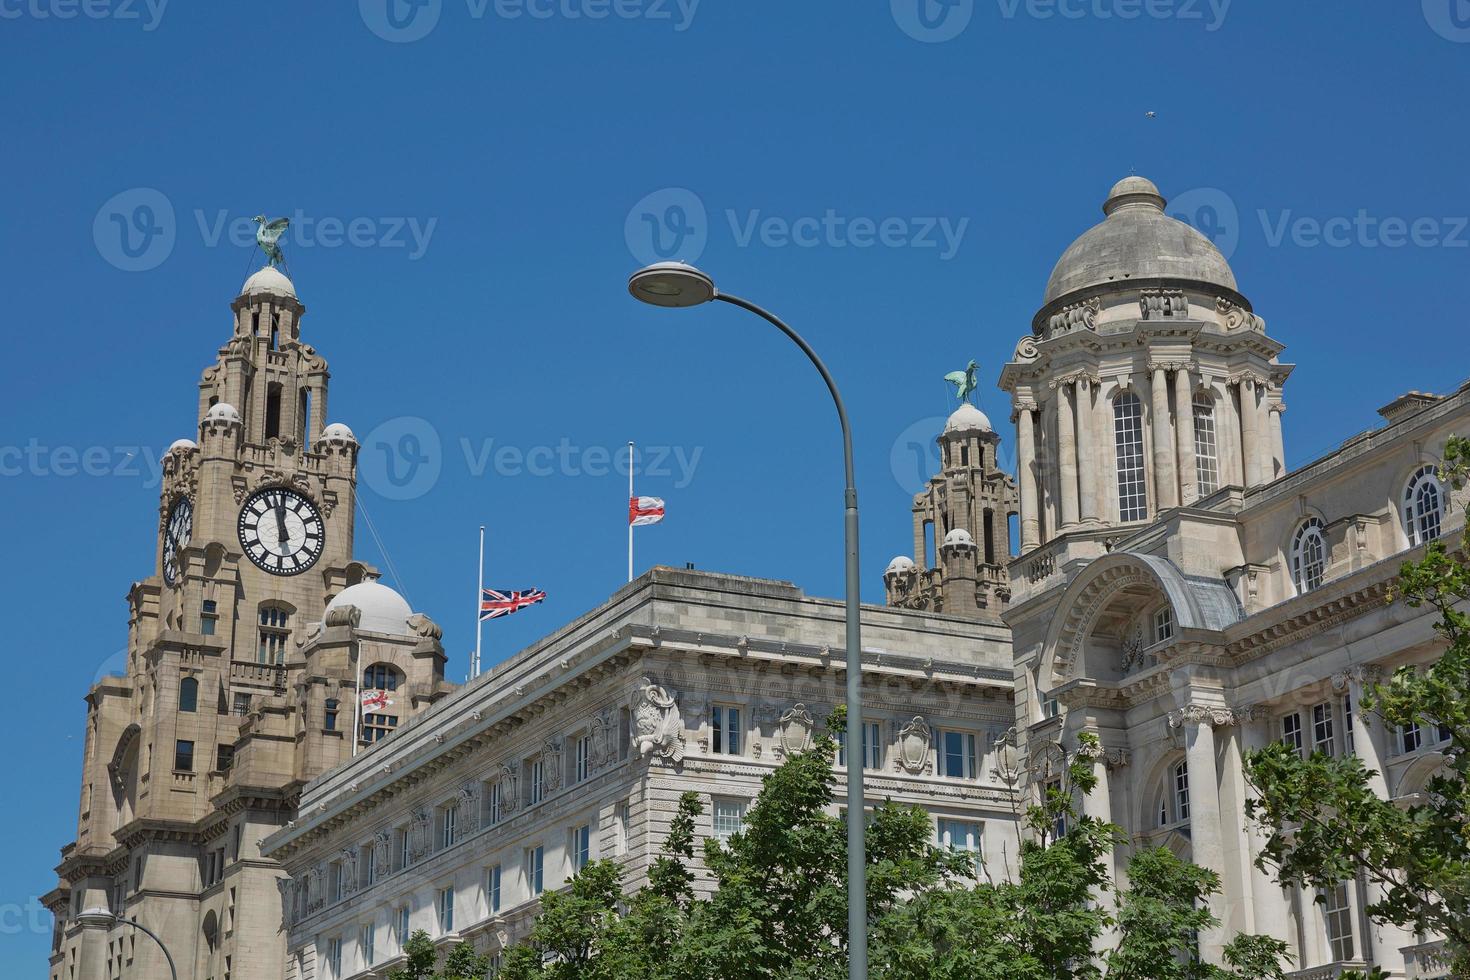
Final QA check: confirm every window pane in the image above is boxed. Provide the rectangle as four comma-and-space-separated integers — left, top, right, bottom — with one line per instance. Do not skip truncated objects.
1192, 393, 1220, 496
1114, 393, 1149, 522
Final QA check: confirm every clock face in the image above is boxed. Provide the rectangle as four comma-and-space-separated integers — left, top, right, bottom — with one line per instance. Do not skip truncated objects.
238, 487, 325, 576
162, 496, 193, 586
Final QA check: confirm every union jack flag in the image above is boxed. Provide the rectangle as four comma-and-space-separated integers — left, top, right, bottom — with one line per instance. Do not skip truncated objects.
480, 588, 547, 621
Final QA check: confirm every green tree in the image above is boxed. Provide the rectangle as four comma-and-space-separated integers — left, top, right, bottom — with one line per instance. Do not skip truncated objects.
386, 930, 491, 980
1245, 435, 1470, 978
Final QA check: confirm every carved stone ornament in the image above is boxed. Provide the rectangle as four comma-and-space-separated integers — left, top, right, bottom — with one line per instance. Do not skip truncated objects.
372, 831, 391, 873
409, 806, 432, 860
307, 864, 326, 912
496, 763, 521, 817
589, 708, 617, 771
458, 782, 481, 836
1331, 664, 1384, 692
1139, 288, 1188, 320
778, 703, 816, 756
543, 736, 565, 794
1167, 703, 1238, 730
338, 847, 359, 897
632, 675, 684, 763
407, 613, 442, 640
324, 603, 362, 629
989, 727, 1021, 786
1013, 335, 1040, 362
895, 716, 933, 775
1048, 296, 1101, 335
1025, 738, 1068, 782
1215, 296, 1257, 332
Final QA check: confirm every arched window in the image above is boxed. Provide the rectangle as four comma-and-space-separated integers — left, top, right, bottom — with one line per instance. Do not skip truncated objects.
258, 605, 291, 664
1291, 518, 1328, 593
1192, 392, 1220, 496
1113, 392, 1149, 522
1156, 759, 1191, 827
179, 677, 198, 713
1404, 465, 1444, 546
363, 663, 402, 691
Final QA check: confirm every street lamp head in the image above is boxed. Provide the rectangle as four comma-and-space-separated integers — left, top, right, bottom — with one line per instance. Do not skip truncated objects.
76, 907, 117, 927
627, 262, 717, 309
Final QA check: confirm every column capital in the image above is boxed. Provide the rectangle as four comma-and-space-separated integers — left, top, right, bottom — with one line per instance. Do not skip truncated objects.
1331, 664, 1385, 692
1147, 359, 1196, 374
1168, 703, 1239, 730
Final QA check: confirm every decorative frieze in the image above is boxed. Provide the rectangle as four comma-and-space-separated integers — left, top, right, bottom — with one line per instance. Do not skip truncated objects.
1139, 288, 1188, 320
1166, 703, 1238, 730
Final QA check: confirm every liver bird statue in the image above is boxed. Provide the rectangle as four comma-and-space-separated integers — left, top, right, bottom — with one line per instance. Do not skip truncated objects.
944, 360, 980, 405
253, 215, 291, 268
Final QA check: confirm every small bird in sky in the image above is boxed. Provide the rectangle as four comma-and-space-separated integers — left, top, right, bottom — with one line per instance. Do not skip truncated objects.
1146, 111, 1157, 119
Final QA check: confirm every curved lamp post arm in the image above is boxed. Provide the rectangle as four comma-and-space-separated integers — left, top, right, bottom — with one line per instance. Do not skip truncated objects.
712, 290, 868, 980
119, 917, 179, 980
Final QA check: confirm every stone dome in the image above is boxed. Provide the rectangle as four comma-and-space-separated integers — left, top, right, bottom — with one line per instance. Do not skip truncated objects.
241, 266, 297, 299
204, 402, 242, 425
320, 422, 356, 443
325, 582, 415, 636
167, 438, 198, 454
942, 528, 975, 548
1043, 176, 1237, 306
944, 402, 993, 435
884, 556, 916, 576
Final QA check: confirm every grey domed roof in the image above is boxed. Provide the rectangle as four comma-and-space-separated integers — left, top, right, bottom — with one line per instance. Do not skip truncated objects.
943, 402, 993, 435
1043, 177, 1237, 306
326, 582, 414, 636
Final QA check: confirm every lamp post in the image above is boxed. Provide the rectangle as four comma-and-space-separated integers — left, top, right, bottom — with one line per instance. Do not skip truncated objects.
627, 261, 868, 979
76, 908, 179, 980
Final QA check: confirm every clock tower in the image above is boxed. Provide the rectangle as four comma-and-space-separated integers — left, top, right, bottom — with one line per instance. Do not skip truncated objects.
47, 266, 453, 980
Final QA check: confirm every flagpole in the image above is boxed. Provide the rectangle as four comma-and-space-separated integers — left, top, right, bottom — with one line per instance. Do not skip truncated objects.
474, 525, 485, 679
627, 442, 635, 583
351, 639, 361, 758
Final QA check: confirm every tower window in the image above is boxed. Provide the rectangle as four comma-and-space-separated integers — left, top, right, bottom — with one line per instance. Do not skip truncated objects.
179, 677, 198, 713
1404, 464, 1444, 546
268, 315, 280, 352
324, 698, 339, 732
1113, 392, 1149, 522
983, 509, 996, 565
1291, 518, 1328, 593
1192, 392, 1220, 496
199, 599, 218, 636
362, 713, 398, 743
264, 383, 283, 441
174, 740, 195, 772
258, 605, 291, 664
363, 663, 402, 691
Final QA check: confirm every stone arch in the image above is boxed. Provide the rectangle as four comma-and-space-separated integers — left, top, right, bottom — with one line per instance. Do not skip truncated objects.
1043, 552, 1241, 685
107, 723, 142, 826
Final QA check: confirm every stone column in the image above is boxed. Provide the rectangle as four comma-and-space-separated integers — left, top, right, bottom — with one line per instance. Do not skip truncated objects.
1057, 382, 1080, 529
1150, 364, 1178, 510
1238, 710, 1297, 953
1075, 378, 1100, 523
1343, 668, 1413, 975
1170, 705, 1231, 964
1016, 404, 1040, 551
1239, 378, 1263, 488
1173, 367, 1198, 504
1079, 739, 1124, 955
1269, 401, 1286, 484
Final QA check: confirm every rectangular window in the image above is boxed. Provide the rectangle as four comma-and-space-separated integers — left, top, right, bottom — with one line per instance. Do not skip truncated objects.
436, 886, 454, 934
325, 937, 341, 980
364, 843, 376, 886
489, 782, 504, 825
1312, 702, 1336, 757
1152, 606, 1174, 644
527, 845, 544, 896
1174, 761, 1191, 822
1281, 712, 1304, 758
174, 740, 194, 772
395, 906, 410, 950
837, 722, 884, 770
332, 860, 345, 901
359, 923, 374, 967
1343, 693, 1355, 755
936, 818, 982, 875
1114, 392, 1149, 522
575, 734, 592, 783
361, 713, 398, 743
571, 824, 591, 873
323, 699, 339, 732
940, 730, 977, 780
232, 692, 252, 717
487, 865, 502, 915
1401, 722, 1422, 754
1323, 881, 1355, 961
215, 744, 234, 773
395, 827, 410, 872
1193, 393, 1220, 496
440, 804, 457, 851
530, 760, 545, 806
713, 800, 746, 842
200, 600, 218, 636
614, 801, 630, 856
712, 704, 742, 756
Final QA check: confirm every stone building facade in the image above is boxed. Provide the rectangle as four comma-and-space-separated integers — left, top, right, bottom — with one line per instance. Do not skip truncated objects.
260, 568, 1018, 979
45, 268, 454, 980
991, 176, 1464, 979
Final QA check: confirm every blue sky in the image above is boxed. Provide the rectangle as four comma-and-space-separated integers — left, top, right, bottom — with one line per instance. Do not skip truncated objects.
3, 1, 1469, 970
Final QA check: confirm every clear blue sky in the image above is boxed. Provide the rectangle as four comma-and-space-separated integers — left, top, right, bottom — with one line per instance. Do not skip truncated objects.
3, 2, 1469, 971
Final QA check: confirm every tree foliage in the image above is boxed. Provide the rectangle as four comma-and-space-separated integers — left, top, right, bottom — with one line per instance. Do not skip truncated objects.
387, 929, 491, 980
1245, 435, 1470, 978
497, 715, 1286, 979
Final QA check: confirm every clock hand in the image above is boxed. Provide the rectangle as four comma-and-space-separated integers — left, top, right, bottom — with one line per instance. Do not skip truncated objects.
275, 502, 289, 545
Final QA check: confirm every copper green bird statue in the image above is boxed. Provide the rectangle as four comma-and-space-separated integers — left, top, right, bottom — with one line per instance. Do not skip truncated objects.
253, 215, 291, 268
945, 360, 980, 405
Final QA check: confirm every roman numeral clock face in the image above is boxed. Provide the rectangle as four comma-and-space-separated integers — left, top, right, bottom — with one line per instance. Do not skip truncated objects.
238, 488, 325, 576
